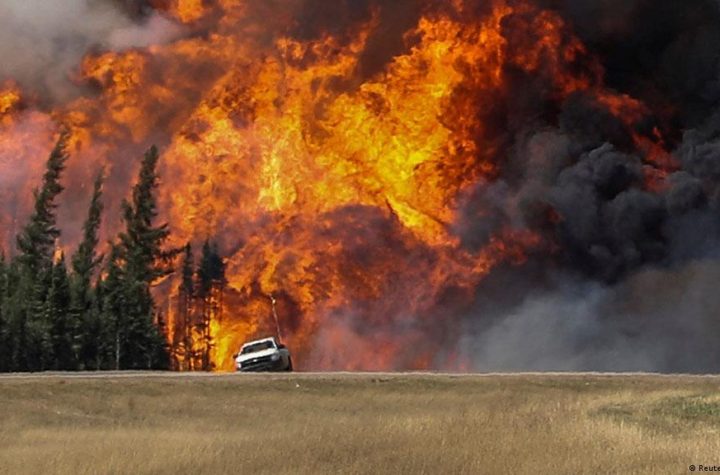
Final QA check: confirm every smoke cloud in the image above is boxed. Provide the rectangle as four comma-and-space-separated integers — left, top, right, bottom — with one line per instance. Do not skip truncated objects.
447, 0, 720, 373
0, 0, 180, 102
462, 260, 720, 373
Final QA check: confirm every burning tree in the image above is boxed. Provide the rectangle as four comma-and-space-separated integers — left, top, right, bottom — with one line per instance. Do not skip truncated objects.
170, 240, 226, 372
196, 241, 226, 371
175, 243, 196, 370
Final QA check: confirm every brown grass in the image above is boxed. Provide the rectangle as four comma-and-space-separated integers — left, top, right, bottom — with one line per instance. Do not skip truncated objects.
1, 373, 719, 474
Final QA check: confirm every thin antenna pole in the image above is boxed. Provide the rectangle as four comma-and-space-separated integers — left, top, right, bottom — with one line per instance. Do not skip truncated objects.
270, 294, 283, 342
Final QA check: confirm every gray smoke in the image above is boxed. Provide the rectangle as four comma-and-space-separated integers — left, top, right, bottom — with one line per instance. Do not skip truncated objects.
0, 0, 180, 102
446, 0, 720, 373
461, 259, 720, 373
453, 111, 720, 372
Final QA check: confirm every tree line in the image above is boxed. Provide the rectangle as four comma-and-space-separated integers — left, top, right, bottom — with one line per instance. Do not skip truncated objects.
173, 241, 226, 371
0, 132, 225, 372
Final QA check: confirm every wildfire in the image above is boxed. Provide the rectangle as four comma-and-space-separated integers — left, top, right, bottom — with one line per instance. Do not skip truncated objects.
0, 0, 676, 371
594, 91, 679, 191
0, 82, 21, 122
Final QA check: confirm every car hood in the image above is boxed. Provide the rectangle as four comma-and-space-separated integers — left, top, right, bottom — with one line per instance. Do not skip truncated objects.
236, 348, 278, 363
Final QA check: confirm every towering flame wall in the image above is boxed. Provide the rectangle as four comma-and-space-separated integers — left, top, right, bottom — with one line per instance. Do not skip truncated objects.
3, 0, 720, 372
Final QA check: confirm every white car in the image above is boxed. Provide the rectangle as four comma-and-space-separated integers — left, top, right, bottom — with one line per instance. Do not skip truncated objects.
234, 337, 293, 372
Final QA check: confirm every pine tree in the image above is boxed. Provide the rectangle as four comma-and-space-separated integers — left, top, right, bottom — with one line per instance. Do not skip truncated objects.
177, 243, 195, 370
90, 274, 105, 370
25, 270, 54, 371
3, 259, 23, 371
100, 244, 128, 370
15, 132, 70, 371
0, 251, 8, 372
71, 170, 105, 369
196, 240, 226, 371
46, 254, 72, 370
196, 241, 213, 371
116, 146, 174, 369
16, 132, 69, 274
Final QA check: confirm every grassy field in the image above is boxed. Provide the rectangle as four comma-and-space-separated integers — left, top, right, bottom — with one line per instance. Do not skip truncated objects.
1, 373, 719, 474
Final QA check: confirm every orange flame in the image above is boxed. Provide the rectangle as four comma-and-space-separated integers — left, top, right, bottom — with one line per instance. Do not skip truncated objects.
0, 82, 22, 123
0, 0, 675, 371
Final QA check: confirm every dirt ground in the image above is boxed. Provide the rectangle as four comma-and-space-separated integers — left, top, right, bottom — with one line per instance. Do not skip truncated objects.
0, 372, 718, 474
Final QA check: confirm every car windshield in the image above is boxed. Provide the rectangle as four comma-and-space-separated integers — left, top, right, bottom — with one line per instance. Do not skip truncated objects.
241, 341, 275, 354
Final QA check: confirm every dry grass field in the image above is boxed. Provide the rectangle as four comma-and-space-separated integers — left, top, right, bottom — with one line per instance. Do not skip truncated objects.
1, 373, 719, 474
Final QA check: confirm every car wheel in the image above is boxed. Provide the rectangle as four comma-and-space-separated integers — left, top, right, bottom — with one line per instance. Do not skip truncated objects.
286, 357, 293, 372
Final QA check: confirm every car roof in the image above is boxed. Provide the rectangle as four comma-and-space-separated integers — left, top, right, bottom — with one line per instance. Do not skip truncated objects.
241, 337, 276, 347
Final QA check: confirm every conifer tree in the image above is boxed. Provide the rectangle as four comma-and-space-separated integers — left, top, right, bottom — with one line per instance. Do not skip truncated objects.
196, 240, 225, 371
15, 132, 70, 371
0, 140, 180, 373
3, 258, 23, 371
116, 146, 174, 369
100, 244, 127, 370
25, 273, 54, 371
46, 254, 72, 370
71, 170, 105, 369
89, 274, 105, 370
0, 252, 8, 372
177, 243, 195, 370
16, 132, 69, 274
